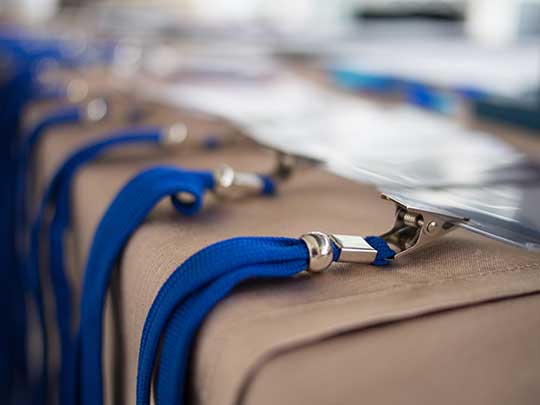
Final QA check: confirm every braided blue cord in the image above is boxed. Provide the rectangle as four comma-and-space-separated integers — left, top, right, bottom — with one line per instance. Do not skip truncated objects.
0, 33, 85, 404
137, 233, 393, 405
76, 164, 393, 405
137, 238, 309, 405
27, 129, 162, 405
78, 167, 215, 405
16, 105, 82, 247
136, 237, 309, 405
78, 166, 278, 405
365, 236, 396, 266
259, 174, 276, 196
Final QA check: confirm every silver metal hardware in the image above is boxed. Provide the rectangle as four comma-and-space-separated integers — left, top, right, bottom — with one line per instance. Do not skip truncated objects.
380, 194, 467, 258
300, 194, 468, 271
213, 165, 264, 199
330, 234, 377, 264
301, 232, 334, 272
273, 152, 297, 180
301, 232, 378, 272
162, 122, 189, 147
271, 151, 320, 182
84, 98, 108, 122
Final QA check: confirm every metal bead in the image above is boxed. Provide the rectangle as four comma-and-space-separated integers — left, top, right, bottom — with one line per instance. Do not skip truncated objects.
214, 165, 235, 193
162, 122, 189, 146
301, 232, 333, 272
84, 98, 108, 122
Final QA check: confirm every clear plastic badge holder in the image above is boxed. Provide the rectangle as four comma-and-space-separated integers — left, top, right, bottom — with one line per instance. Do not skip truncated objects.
140, 72, 540, 251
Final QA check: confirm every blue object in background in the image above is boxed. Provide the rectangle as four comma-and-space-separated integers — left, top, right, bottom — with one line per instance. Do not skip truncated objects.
328, 67, 491, 116
330, 67, 400, 94
0, 27, 109, 404
404, 81, 455, 114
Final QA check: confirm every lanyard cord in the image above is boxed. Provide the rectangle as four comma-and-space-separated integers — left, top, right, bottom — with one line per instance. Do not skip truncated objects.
78, 166, 275, 405
16, 105, 83, 249
0, 36, 79, 404
137, 237, 321, 405
28, 129, 166, 405
137, 237, 393, 405
0, 69, 29, 398
16, 106, 83, 405
0, 57, 66, 404
76, 163, 393, 405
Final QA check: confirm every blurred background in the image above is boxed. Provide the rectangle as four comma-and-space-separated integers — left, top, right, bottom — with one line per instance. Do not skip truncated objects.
2, 0, 539, 130
2, 0, 540, 45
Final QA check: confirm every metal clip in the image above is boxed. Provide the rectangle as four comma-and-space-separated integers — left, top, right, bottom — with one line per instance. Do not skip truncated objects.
301, 232, 378, 272
380, 193, 467, 259
213, 165, 265, 199
330, 234, 378, 263
271, 151, 320, 182
273, 152, 297, 180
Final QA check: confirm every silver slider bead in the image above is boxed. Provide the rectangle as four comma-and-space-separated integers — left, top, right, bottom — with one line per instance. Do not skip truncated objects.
84, 97, 109, 122
162, 122, 189, 147
301, 232, 334, 272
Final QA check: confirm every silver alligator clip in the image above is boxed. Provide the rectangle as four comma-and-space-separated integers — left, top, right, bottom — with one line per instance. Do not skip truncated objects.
271, 151, 320, 182
380, 193, 467, 259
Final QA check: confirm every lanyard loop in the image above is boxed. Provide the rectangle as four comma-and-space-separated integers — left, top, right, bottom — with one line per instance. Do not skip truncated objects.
137, 234, 392, 405
76, 162, 393, 405
27, 128, 170, 405
0, 33, 85, 404
77, 165, 275, 405
16, 102, 99, 252
136, 237, 312, 405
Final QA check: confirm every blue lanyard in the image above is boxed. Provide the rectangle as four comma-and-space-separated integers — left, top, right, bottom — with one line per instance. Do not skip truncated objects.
0, 33, 82, 404
137, 236, 318, 405
16, 105, 83, 247
16, 105, 83, 405
138, 236, 392, 405
28, 128, 167, 405
0, 53, 67, 405
76, 163, 393, 405
77, 166, 276, 405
